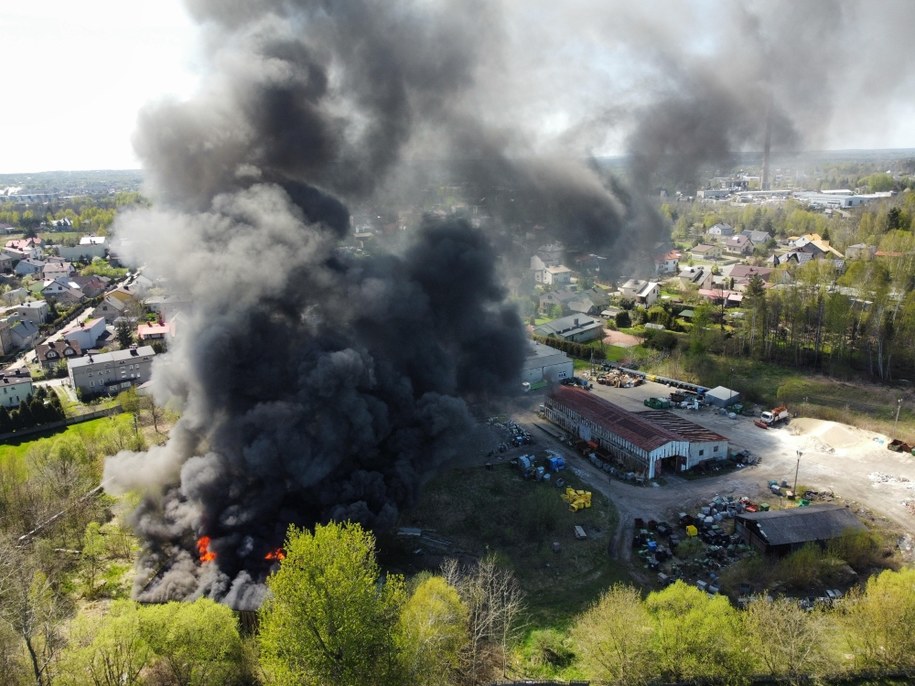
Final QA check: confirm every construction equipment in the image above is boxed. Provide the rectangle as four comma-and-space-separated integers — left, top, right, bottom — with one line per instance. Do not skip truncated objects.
561, 486, 592, 512
760, 405, 790, 426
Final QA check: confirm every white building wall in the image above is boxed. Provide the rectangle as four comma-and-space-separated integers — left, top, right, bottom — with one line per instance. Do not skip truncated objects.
0, 380, 32, 408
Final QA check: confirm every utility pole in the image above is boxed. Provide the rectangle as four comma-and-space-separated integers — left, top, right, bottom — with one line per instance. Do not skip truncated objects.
793, 450, 802, 496
895, 398, 903, 434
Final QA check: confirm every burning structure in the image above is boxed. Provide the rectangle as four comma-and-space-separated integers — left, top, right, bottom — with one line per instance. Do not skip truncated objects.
103, 0, 913, 606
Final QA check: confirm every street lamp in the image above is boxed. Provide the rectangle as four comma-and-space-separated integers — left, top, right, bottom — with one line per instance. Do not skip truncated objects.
895, 398, 903, 434
793, 450, 803, 496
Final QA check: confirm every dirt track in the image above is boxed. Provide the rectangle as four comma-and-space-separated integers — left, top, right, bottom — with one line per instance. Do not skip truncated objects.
499, 379, 915, 567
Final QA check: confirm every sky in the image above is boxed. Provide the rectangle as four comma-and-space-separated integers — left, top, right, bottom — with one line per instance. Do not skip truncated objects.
2, 0, 915, 174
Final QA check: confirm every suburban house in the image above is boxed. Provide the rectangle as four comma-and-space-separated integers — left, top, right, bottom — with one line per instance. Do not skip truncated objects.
91, 290, 140, 324
706, 222, 735, 238
672, 266, 712, 291
655, 250, 681, 275
1, 300, 50, 326
533, 314, 604, 343
542, 265, 573, 286
5, 237, 42, 259
698, 288, 743, 307
136, 322, 171, 342
68, 345, 156, 398
770, 251, 816, 268
6, 319, 39, 351
70, 275, 109, 299
35, 339, 82, 370
723, 234, 753, 256
0, 368, 33, 409
539, 288, 580, 315
742, 229, 773, 246
60, 316, 107, 351
530, 244, 564, 283
690, 243, 722, 260
789, 233, 845, 258
619, 279, 661, 307
735, 504, 864, 555
42, 260, 74, 281
0, 252, 13, 273
14, 258, 45, 277
40, 278, 83, 305
58, 235, 107, 261
724, 265, 775, 289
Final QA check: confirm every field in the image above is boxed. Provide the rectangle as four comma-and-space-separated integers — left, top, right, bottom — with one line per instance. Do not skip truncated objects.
392, 462, 628, 626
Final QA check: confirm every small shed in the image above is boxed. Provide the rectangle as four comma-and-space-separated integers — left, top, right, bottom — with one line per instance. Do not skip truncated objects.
735, 504, 865, 555
704, 385, 740, 408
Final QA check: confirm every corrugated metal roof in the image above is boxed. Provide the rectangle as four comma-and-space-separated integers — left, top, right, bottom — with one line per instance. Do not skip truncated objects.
737, 505, 864, 546
636, 410, 728, 442
549, 386, 680, 453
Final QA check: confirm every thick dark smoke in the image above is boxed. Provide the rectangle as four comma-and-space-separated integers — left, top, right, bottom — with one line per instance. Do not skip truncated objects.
106, 0, 913, 605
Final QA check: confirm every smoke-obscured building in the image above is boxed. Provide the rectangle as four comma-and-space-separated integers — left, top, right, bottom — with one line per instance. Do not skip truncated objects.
68, 346, 156, 398
543, 386, 728, 478
521, 341, 573, 385
533, 314, 603, 343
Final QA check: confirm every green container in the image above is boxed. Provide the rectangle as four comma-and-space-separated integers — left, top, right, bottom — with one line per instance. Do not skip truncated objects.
759, 503, 770, 512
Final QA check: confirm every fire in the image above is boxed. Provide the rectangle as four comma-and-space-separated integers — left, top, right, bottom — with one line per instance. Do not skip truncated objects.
196, 536, 217, 563
265, 548, 286, 561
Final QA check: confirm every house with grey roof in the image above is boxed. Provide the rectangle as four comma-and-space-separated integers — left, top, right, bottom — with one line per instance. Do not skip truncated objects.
534, 314, 603, 343
68, 346, 156, 398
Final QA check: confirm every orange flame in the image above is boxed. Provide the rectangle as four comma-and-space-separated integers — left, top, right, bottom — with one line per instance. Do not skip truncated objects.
196, 536, 216, 563
265, 548, 286, 561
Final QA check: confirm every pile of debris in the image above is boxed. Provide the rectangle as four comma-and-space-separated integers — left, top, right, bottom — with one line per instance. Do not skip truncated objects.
486, 416, 533, 455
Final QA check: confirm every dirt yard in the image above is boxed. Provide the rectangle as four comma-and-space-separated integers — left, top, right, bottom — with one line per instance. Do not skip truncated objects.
499, 379, 915, 568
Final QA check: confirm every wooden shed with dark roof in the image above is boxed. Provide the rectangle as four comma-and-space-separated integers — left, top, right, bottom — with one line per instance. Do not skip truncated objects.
735, 504, 864, 555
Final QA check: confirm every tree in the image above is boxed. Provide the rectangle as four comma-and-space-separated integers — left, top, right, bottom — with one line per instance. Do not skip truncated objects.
258, 521, 407, 686
398, 576, 468, 686
115, 320, 133, 349
138, 599, 246, 686
570, 583, 653, 685
742, 596, 834, 684
57, 601, 150, 686
840, 567, 915, 673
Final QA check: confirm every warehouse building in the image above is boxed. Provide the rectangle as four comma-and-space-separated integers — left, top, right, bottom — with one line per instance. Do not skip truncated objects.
521, 341, 573, 385
735, 505, 864, 555
543, 386, 727, 478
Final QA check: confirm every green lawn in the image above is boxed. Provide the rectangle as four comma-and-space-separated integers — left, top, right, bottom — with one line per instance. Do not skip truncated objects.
0, 414, 134, 464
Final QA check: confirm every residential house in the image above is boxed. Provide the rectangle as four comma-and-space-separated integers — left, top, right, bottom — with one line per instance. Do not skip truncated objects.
14, 258, 45, 277
619, 279, 661, 307
845, 243, 876, 261
137, 322, 171, 343
698, 288, 743, 307
530, 245, 564, 284
723, 265, 775, 290
539, 288, 579, 315
58, 236, 107, 261
35, 339, 82, 370
543, 265, 573, 286
68, 345, 156, 398
741, 230, 773, 246
1, 288, 28, 305
0, 252, 13, 273
655, 250, 681, 275
706, 222, 735, 238
0, 368, 33, 409
770, 251, 816, 268
2, 300, 50, 326
5, 237, 42, 259
6, 319, 39, 350
533, 314, 604, 343
673, 266, 713, 291
42, 259, 74, 281
690, 243, 722, 260
40, 278, 83, 305
70, 275, 109, 299
91, 290, 140, 324
723, 234, 753, 256
60, 316, 107, 351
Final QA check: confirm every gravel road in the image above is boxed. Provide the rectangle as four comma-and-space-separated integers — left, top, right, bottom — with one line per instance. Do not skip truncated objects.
494, 379, 915, 568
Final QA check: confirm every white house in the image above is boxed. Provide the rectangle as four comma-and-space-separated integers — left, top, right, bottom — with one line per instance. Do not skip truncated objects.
0, 368, 33, 409
60, 316, 107, 351
543, 265, 573, 286
58, 236, 107, 261
620, 279, 661, 307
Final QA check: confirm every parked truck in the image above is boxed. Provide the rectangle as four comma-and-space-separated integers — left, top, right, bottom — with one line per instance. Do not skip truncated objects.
759, 405, 790, 426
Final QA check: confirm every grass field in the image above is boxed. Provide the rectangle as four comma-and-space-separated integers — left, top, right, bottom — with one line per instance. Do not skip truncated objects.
394, 463, 629, 626
0, 414, 135, 465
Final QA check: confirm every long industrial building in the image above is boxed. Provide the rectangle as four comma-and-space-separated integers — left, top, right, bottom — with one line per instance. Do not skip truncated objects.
543, 386, 728, 479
